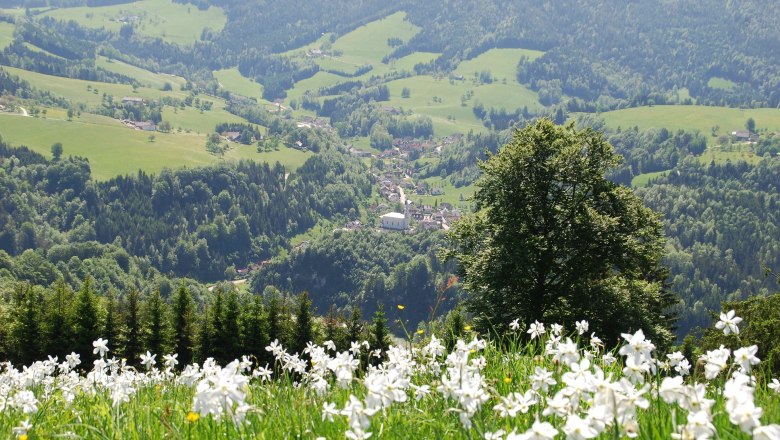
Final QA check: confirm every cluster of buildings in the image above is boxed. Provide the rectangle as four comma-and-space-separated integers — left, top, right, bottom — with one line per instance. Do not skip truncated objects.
376, 202, 462, 232
121, 119, 156, 131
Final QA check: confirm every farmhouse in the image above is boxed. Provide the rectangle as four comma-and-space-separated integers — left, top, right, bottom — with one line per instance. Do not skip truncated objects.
732, 130, 758, 142
223, 131, 241, 142
380, 212, 408, 231
122, 97, 145, 105
125, 120, 156, 131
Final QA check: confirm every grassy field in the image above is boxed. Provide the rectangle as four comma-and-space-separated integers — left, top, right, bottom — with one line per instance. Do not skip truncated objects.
286, 72, 349, 101
214, 68, 264, 101
0, 111, 305, 180
38, 0, 226, 46
413, 176, 474, 207
390, 52, 440, 73
0, 21, 15, 49
1, 65, 190, 108
455, 48, 543, 84
707, 77, 737, 91
631, 170, 669, 187
97, 56, 186, 90
599, 105, 780, 143
329, 11, 419, 69
161, 103, 249, 134
1, 320, 776, 439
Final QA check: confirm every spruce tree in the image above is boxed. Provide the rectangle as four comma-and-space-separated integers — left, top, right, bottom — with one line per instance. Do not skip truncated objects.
346, 303, 363, 346
370, 305, 390, 365
144, 289, 170, 358
103, 290, 120, 354
240, 294, 267, 365
44, 280, 74, 359
220, 289, 242, 363
205, 287, 225, 362
291, 291, 313, 355
172, 283, 195, 366
122, 288, 142, 365
73, 277, 101, 362
324, 304, 346, 351
13, 283, 42, 365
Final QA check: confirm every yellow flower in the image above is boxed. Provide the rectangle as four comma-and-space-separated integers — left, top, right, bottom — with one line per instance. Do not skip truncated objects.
186, 412, 200, 423
397, 304, 405, 310
503, 377, 512, 384
19, 435, 28, 440
416, 329, 424, 335
464, 325, 472, 331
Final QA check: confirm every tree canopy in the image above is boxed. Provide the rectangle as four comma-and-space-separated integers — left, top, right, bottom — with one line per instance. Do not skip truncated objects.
444, 119, 676, 347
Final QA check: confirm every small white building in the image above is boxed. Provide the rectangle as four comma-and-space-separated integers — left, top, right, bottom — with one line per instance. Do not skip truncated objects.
380, 212, 408, 231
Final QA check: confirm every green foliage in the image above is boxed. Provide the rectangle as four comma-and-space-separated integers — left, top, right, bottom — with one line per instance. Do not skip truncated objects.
172, 283, 195, 366
143, 290, 170, 359
699, 293, 780, 375
122, 288, 143, 365
73, 277, 101, 362
445, 119, 676, 348
292, 291, 314, 355
369, 305, 390, 364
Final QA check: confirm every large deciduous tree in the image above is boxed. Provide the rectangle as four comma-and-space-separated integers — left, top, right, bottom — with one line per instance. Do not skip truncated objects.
444, 119, 676, 347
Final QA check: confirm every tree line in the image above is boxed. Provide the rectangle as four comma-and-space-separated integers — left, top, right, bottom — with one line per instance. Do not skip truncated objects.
0, 277, 395, 368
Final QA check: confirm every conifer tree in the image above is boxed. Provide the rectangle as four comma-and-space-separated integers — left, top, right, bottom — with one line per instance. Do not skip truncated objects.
13, 283, 41, 365
103, 290, 120, 354
370, 304, 390, 365
292, 291, 313, 355
196, 310, 213, 363
221, 289, 242, 363
240, 294, 267, 364
324, 304, 346, 351
346, 303, 363, 346
73, 277, 101, 361
172, 283, 195, 366
44, 279, 74, 359
144, 289, 170, 357
122, 288, 143, 365
266, 287, 283, 345
204, 287, 225, 362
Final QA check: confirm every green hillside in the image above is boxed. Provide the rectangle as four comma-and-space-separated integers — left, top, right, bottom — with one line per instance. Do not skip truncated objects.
38, 0, 226, 46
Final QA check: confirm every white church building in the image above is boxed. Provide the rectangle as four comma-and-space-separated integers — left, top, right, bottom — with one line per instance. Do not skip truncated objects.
380, 212, 408, 231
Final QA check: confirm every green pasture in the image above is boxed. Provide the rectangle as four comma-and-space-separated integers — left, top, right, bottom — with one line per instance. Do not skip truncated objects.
286, 72, 348, 101
214, 68, 264, 101
1, 65, 189, 107
383, 73, 542, 136
0, 112, 214, 179
0, 22, 15, 49
414, 176, 474, 207
0, 111, 305, 180
22, 42, 64, 58
631, 170, 669, 187
599, 105, 780, 143
456, 48, 544, 84
390, 52, 440, 73
97, 56, 186, 90
161, 103, 249, 134
39, 0, 226, 46
707, 77, 737, 91
330, 12, 419, 67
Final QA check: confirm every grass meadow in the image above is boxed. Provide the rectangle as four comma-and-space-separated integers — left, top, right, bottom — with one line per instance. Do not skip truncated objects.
0, 112, 308, 180
0, 320, 777, 439
214, 68, 265, 101
37, 0, 226, 46
598, 105, 780, 143
1, 65, 190, 108
0, 22, 16, 49
96, 56, 187, 90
